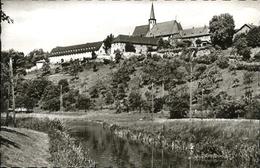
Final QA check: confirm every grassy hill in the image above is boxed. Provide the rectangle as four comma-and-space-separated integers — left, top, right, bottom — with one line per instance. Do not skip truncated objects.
0, 126, 51, 167
24, 48, 260, 116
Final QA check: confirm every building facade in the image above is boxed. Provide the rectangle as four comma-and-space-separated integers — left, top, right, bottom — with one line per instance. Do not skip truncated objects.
49, 42, 106, 64
111, 35, 159, 54
133, 3, 211, 46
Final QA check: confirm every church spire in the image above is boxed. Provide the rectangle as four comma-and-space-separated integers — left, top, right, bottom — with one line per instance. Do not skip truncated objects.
150, 3, 155, 20
149, 3, 156, 30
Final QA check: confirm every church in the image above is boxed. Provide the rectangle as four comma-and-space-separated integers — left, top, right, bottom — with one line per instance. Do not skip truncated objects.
133, 3, 211, 46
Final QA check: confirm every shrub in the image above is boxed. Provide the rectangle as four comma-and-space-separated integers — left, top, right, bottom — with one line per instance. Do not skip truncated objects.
58, 79, 70, 93
77, 95, 91, 112
125, 42, 136, 52
254, 51, 260, 61
216, 56, 229, 69
194, 64, 207, 79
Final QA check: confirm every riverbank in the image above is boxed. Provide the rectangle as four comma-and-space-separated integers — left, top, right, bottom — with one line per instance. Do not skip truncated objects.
0, 126, 51, 167
5, 110, 260, 166
1, 118, 95, 167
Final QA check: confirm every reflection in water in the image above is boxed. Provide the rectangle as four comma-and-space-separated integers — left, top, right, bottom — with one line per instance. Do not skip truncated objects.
69, 122, 236, 168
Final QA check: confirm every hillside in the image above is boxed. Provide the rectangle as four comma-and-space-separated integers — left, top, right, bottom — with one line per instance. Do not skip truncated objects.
23, 47, 260, 118
0, 126, 51, 167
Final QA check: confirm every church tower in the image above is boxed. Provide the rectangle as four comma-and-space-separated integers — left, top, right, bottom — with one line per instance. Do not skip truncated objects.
149, 3, 156, 30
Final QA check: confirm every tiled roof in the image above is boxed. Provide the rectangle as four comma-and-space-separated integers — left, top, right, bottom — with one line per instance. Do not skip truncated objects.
132, 25, 150, 37
146, 20, 183, 37
113, 34, 159, 46
180, 26, 210, 38
50, 41, 102, 57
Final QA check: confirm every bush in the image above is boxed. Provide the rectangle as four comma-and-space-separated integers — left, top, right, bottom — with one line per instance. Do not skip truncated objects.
254, 51, 260, 61
125, 42, 136, 52
194, 64, 207, 79
216, 56, 229, 69
58, 79, 70, 93
77, 95, 91, 111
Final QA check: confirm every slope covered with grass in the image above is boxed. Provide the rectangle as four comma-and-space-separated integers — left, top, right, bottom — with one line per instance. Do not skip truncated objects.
0, 126, 51, 167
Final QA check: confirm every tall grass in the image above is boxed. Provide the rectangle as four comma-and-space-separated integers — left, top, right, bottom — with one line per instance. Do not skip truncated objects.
15, 117, 95, 167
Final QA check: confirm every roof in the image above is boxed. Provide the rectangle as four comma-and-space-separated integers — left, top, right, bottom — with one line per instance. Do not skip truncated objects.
132, 25, 150, 37
235, 23, 257, 33
50, 41, 103, 57
180, 26, 210, 38
113, 35, 159, 46
146, 20, 183, 37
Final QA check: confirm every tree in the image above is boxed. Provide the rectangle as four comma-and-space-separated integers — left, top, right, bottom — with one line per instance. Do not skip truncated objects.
103, 34, 114, 53
243, 72, 254, 102
195, 39, 202, 46
246, 26, 260, 48
125, 42, 136, 52
128, 91, 142, 112
234, 37, 251, 60
209, 13, 235, 49
77, 95, 91, 112
165, 86, 189, 118
91, 51, 97, 59
157, 38, 170, 49
58, 79, 70, 93
115, 51, 122, 63
105, 91, 114, 105
42, 62, 51, 76
1, 3, 13, 23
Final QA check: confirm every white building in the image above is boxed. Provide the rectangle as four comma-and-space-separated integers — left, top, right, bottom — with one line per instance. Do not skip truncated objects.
49, 41, 106, 64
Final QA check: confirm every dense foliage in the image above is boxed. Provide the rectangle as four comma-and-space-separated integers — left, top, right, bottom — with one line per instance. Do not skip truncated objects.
209, 13, 235, 49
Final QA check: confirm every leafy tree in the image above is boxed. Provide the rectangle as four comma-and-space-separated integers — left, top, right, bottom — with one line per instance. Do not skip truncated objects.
63, 89, 79, 111
125, 42, 136, 52
244, 99, 260, 119
195, 39, 202, 46
103, 34, 114, 53
243, 72, 254, 102
115, 51, 122, 63
209, 13, 235, 49
234, 37, 251, 60
254, 51, 260, 61
105, 91, 114, 105
116, 83, 127, 100
128, 91, 142, 112
215, 99, 245, 118
233, 33, 247, 44
58, 79, 70, 93
246, 26, 260, 48
165, 86, 189, 118
42, 62, 51, 76
42, 84, 60, 111
89, 86, 99, 98
91, 51, 97, 59
77, 95, 91, 112
157, 38, 170, 49
1, 3, 13, 23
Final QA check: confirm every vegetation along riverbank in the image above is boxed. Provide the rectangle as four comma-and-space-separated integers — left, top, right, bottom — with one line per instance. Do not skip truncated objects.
2, 117, 95, 167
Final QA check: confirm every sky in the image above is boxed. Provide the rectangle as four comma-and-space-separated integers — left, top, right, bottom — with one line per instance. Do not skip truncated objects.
2, 0, 260, 55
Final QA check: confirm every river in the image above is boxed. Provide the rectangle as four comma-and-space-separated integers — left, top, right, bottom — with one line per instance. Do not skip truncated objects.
68, 121, 236, 168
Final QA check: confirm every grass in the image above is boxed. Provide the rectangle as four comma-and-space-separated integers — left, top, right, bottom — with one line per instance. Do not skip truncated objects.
14, 117, 94, 167
0, 126, 51, 167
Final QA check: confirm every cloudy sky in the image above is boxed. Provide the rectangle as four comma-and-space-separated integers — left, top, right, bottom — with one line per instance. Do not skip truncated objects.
2, 0, 260, 55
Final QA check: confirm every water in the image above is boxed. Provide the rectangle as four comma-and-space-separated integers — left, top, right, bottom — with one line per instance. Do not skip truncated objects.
68, 122, 237, 168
